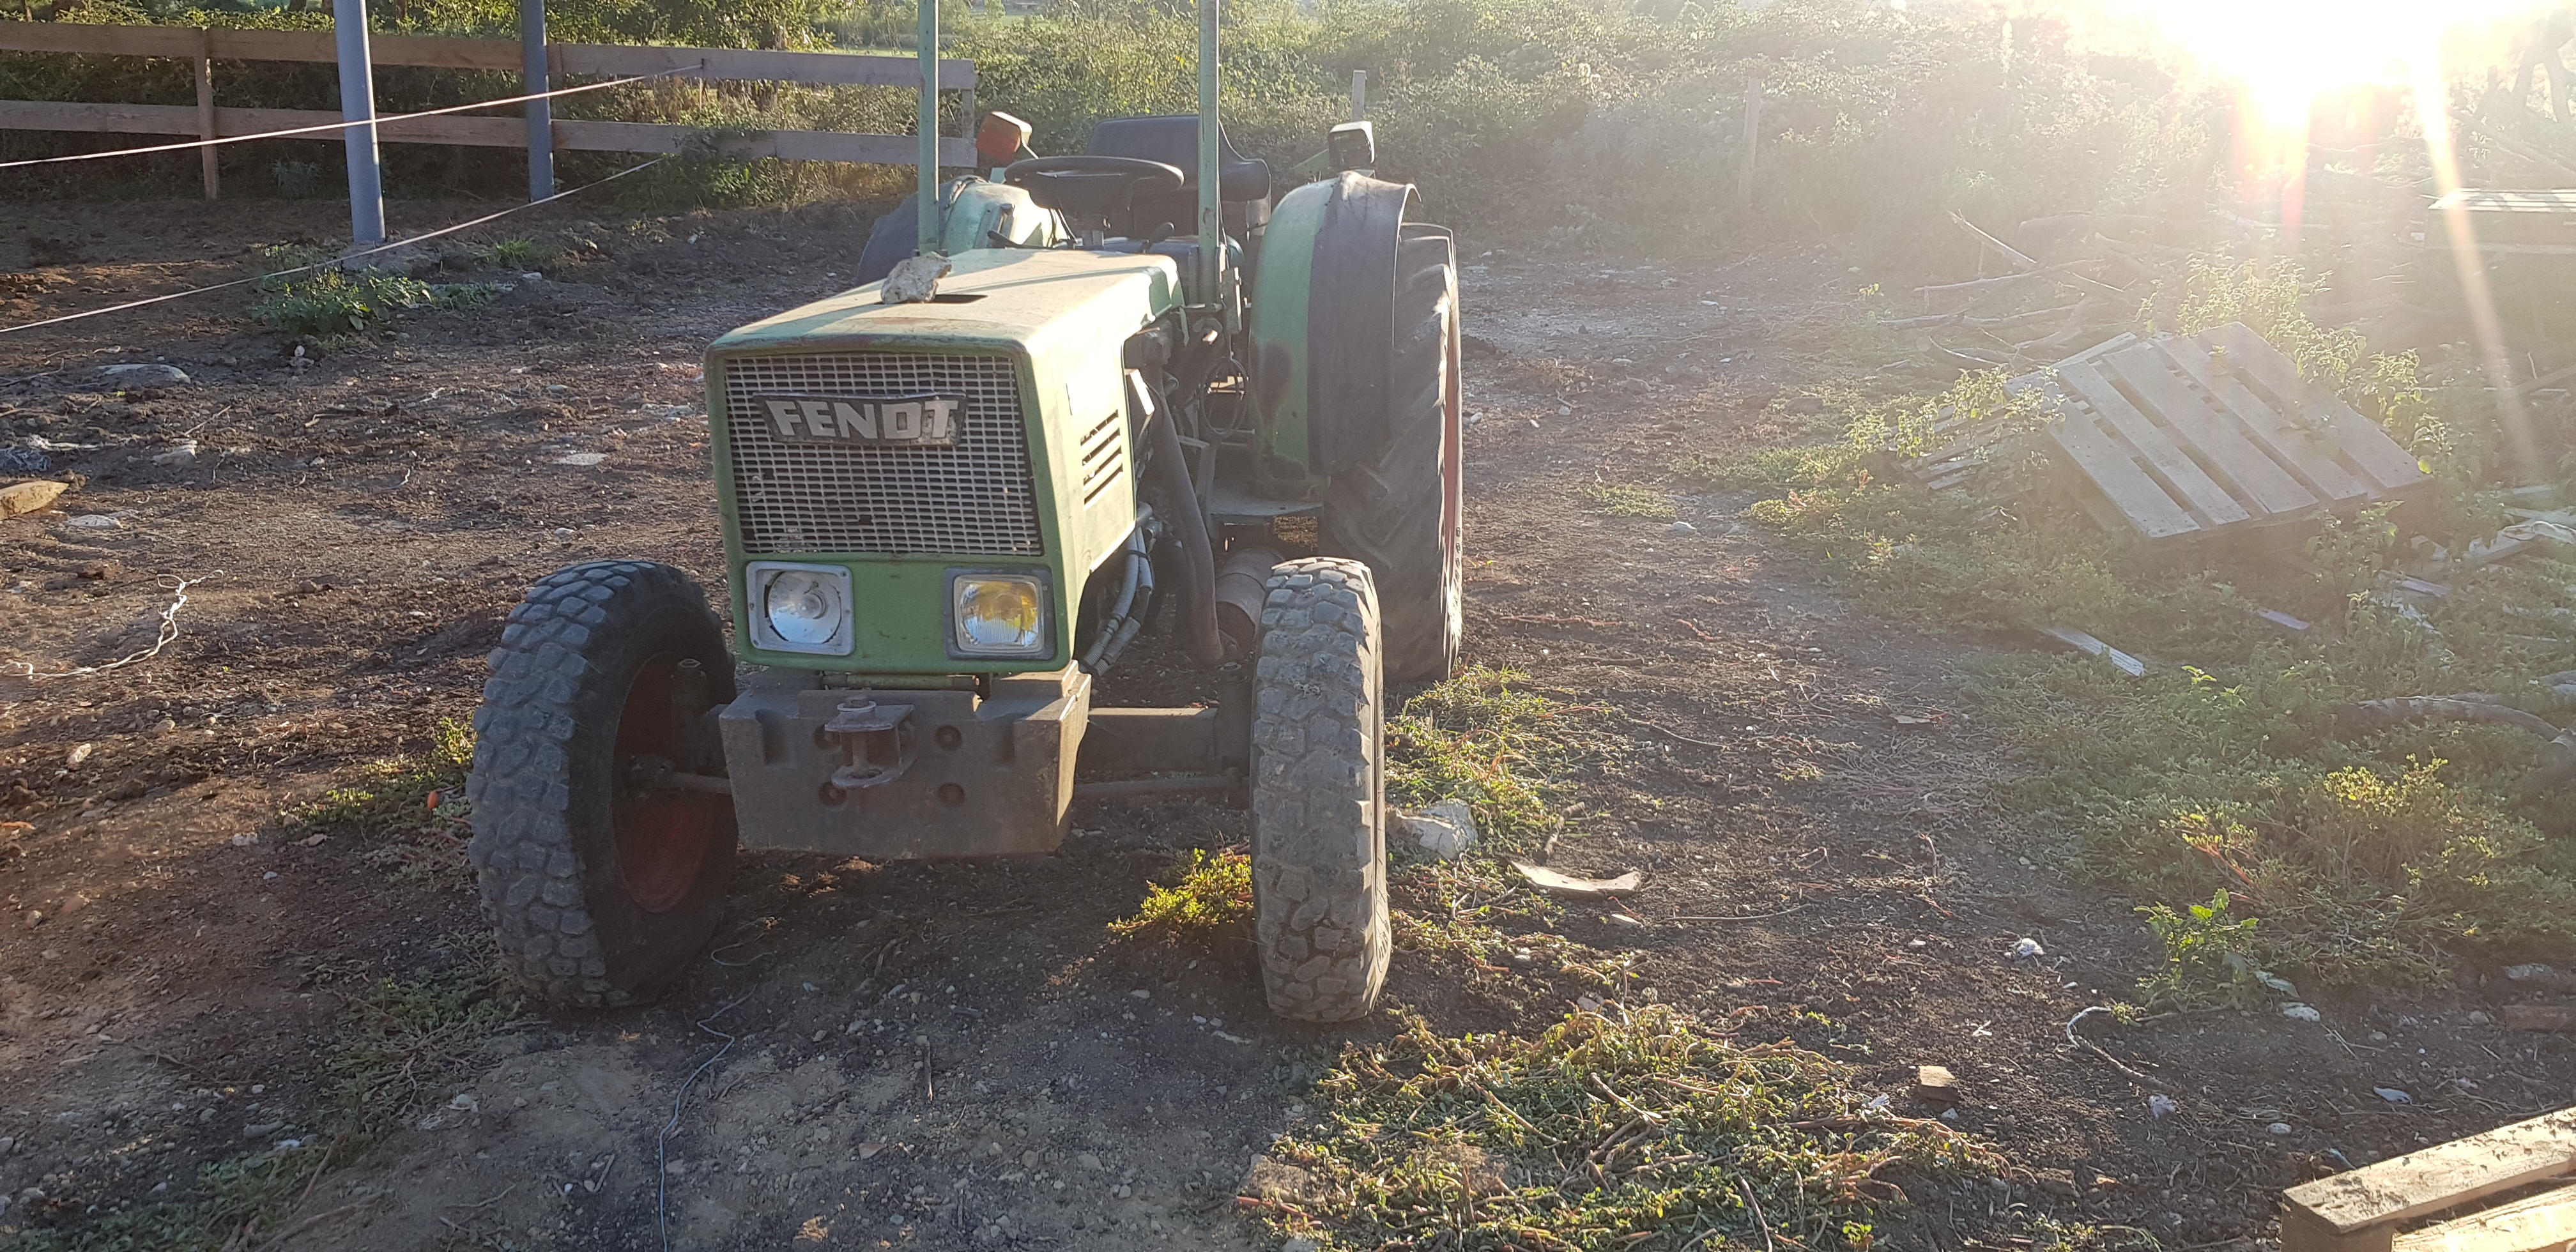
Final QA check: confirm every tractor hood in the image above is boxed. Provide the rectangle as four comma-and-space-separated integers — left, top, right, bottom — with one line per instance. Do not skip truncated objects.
709, 248, 1182, 359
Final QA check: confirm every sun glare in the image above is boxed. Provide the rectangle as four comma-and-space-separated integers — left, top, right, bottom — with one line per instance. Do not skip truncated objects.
2130, 0, 2546, 125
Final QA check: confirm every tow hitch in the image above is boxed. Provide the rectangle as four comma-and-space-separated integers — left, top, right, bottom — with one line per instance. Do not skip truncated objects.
822, 695, 917, 793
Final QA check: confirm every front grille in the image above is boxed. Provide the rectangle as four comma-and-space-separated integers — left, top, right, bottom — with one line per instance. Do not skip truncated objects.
720, 353, 1043, 556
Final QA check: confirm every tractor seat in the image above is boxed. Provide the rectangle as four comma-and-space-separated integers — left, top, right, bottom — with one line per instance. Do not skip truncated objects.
1085, 116, 1271, 203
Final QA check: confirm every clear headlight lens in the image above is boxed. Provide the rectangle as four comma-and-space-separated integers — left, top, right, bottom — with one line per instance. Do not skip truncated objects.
951, 572, 1048, 656
747, 563, 852, 655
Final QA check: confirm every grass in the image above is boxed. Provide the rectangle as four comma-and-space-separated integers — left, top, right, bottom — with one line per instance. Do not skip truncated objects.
1262, 1004, 1995, 1250
1582, 484, 1677, 521
5, 938, 519, 1251
283, 717, 474, 888
326, 947, 525, 1138
1389, 665, 1584, 851
1101, 668, 1628, 988
1689, 260, 2576, 1007
1108, 848, 1253, 942
249, 270, 499, 340
10, 722, 510, 1250
472, 236, 558, 271
1383, 667, 1651, 986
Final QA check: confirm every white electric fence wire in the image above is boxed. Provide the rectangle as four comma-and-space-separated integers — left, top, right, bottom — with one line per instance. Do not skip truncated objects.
0, 153, 668, 337
3, 572, 220, 680
0, 63, 702, 171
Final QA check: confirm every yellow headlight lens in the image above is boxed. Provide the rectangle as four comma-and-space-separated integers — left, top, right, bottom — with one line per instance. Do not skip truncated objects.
953, 574, 1046, 654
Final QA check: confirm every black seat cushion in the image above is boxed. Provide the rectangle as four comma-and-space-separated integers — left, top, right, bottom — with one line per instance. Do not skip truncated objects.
1084, 116, 1271, 202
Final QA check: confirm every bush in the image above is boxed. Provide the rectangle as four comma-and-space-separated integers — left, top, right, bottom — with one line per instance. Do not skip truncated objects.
1, 0, 2243, 245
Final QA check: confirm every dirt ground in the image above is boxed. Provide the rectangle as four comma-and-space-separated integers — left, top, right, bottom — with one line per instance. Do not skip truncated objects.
6, 194, 2576, 1252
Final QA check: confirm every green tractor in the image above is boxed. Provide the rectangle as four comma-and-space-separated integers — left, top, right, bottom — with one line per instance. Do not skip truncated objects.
463, 2, 1460, 1025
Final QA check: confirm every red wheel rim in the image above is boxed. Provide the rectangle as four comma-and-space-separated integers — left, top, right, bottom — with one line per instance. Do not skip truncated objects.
1440, 291, 1464, 594
614, 652, 717, 913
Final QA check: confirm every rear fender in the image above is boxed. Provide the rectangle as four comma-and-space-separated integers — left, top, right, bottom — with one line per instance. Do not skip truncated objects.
1246, 173, 1415, 489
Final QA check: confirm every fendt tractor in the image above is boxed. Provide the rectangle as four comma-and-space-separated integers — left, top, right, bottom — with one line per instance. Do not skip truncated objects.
461, 0, 1462, 1023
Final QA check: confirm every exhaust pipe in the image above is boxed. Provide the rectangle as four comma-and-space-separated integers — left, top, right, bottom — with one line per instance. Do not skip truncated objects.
1145, 384, 1223, 666
1214, 547, 1279, 660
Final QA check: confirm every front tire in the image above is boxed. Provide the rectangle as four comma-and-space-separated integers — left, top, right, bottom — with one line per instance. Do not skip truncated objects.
1322, 224, 1463, 685
1248, 558, 1392, 1023
466, 561, 739, 1009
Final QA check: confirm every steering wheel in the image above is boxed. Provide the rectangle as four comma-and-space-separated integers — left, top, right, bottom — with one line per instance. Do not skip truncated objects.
1004, 156, 1186, 225
1004, 155, 1186, 195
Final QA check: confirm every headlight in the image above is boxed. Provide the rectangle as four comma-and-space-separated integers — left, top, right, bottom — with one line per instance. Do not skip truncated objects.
746, 562, 853, 655
949, 570, 1050, 657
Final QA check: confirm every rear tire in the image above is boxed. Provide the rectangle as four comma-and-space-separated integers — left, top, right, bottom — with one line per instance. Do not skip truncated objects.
1321, 224, 1462, 685
1248, 557, 1391, 1023
466, 561, 739, 1009
855, 194, 921, 287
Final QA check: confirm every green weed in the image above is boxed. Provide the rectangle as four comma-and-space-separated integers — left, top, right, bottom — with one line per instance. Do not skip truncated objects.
1108, 848, 1252, 941
1388, 666, 1580, 851
327, 953, 525, 1138
1582, 483, 1676, 520
249, 270, 496, 339
284, 719, 475, 888
473, 236, 558, 270
1264, 1005, 1995, 1250
2135, 889, 2281, 1010
287, 717, 470, 836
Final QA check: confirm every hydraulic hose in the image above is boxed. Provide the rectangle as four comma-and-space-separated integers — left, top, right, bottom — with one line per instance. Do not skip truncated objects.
1147, 393, 1224, 666
1080, 515, 1154, 673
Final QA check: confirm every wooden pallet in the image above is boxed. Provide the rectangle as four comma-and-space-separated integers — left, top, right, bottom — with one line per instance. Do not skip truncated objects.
2282, 1107, 2576, 1252
2434, 189, 2576, 252
1915, 322, 2432, 545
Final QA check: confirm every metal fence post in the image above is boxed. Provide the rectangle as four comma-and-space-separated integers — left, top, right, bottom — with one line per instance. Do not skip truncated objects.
1736, 75, 1761, 210
521, 0, 551, 201
1196, 0, 1218, 304
333, 0, 385, 246
916, 0, 939, 253
193, 27, 217, 200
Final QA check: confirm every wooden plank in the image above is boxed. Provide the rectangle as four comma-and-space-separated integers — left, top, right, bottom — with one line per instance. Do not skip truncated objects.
2283, 1205, 2396, 1252
2283, 1107, 2576, 1235
2035, 389, 2204, 540
0, 22, 972, 85
2158, 334, 2371, 503
201, 26, 335, 63
0, 97, 206, 135
2053, 358, 2253, 530
553, 119, 973, 164
2504, 1004, 2576, 1032
369, 31, 520, 69
2211, 322, 2430, 492
0, 98, 972, 164
554, 43, 975, 88
2395, 1182, 2576, 1252
0, 19, 202, 58
2097, 342, 2322, 522
2032, 623, 2147, 675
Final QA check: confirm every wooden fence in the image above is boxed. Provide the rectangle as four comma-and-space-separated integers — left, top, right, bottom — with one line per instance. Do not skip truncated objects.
0, 19, 977, 198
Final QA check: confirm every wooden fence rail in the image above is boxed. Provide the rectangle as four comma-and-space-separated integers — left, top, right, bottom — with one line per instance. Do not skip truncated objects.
0, 19, 976, 198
